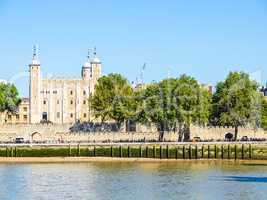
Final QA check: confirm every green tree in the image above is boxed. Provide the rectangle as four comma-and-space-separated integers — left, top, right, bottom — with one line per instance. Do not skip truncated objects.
90, 73, 134, 128
134, 78, 179, 141
261, 98, 267, 130
0, 83, 20, 122
135, 75, 211, 142
212, 72, 260, 140
174, 75, 211, 141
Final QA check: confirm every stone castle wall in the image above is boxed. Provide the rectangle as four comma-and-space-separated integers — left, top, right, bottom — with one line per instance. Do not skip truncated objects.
0, 124, 265, 143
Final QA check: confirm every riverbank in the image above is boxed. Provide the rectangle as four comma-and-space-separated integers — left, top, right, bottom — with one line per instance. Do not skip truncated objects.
0, 143, 266, 160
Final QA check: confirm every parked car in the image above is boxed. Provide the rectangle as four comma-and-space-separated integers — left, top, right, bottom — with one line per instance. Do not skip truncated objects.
15, 137, 24, 144
241, 136, 248, 141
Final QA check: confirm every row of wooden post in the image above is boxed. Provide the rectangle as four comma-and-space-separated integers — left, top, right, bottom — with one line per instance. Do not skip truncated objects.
4, 144, 253, 159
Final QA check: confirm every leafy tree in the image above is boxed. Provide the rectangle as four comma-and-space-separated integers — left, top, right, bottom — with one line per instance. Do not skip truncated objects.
0, 83, 20, 123
135, 75, 211, 142
0, 83, 20, 113
212, 72, 260, 140
261, 98, 267, 130
134, 78, 178, 141
90, 73, 134, 128
174, 75, 211, 141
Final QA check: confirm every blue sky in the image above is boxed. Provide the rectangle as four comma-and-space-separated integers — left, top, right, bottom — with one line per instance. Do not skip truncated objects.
0, 0, 267, 97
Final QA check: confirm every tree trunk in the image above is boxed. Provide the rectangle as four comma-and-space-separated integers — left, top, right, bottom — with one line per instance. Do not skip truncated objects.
158, 123, 164, 142
178, 123, 183, 142
183, 124, 191, 142
234, 125, 238, 141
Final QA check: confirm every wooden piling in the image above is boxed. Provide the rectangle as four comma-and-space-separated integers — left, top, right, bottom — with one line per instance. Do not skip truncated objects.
189, 145, 191, 159
166, 145, 169, 159
249, 144, 252, 159
68, 144, 71, 157
195, 145, 198, 159
208, 145, 210, 159
234, 144, 237, 160
241, 144, 244, 160
182, 146, 185, 159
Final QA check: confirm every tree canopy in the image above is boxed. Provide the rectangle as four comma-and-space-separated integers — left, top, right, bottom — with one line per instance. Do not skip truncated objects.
89, 73, 135, 128
0, 83, 20, 113
134, 75, 211, 141
211, 71, 261, 140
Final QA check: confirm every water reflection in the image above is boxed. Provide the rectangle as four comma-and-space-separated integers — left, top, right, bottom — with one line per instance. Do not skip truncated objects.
0, 161, 266, 200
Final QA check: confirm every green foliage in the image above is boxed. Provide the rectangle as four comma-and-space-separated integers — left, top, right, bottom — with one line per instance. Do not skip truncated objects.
90, 73, 135, 127
0, 83, 20, 113
135, 75, 212, 141
212, 71, 261, 140
261, 99, 267, 130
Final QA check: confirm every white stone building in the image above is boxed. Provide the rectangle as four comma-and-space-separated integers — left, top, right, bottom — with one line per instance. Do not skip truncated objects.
29, 46, 101, 124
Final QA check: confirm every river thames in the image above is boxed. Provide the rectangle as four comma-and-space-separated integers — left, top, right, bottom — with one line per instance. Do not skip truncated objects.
0, 160, 266, 200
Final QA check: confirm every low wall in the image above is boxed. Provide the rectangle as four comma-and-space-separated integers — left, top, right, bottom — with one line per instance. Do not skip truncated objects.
0, 124, 265, 142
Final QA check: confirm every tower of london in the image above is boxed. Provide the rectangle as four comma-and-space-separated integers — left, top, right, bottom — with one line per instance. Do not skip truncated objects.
29, 46, 101, 124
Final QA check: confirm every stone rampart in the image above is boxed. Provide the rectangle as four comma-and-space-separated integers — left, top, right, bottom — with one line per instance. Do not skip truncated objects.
0, 124, 265, 142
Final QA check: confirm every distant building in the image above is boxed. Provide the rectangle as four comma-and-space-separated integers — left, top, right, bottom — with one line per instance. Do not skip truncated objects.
201, 84, 213, 94
0, 98, 29, 124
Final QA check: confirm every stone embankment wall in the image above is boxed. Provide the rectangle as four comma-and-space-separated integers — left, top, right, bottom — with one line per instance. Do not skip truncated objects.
0, 124, 265, 142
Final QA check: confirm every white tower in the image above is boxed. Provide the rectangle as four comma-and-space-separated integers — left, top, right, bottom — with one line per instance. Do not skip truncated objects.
29, 45, 41, 124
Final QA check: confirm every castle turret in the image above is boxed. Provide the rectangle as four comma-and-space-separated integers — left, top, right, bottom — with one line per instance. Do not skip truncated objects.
90, 47, 101, 93
29, 45, 41, 124
81, 50, 91, 80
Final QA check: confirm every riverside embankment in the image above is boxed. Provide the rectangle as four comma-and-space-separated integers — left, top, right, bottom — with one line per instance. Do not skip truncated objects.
1, 142, 267, 161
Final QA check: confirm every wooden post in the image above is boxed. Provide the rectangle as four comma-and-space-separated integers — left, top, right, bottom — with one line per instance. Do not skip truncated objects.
176, 146, 178, 159
214, 144, 217, 159
189, 145, 191, 159
160, 146, 162, 159
6, 146, 8, 157
145, 146, 148, 158
10, 147, 13, 157
234, 144, 237, 160
120, 146, 123, 157
241, 144, 244, 160
139, 146, 142, 158
201, 145, 204, 158
68, 144, 71, 157
128, 146, 130, 158
182, 145, 185, 159
249, 144, 252, 159
166, 145, 169, 159
221, 145, 224, 159
195, 145, 198, 159
14, 147, 17, 157
77, 144, 80, 157
93, 146, 96, 157
208, 145, 210, 159
111, 146, 113, 157
228, 144, 230, 159
153, 146, 156, 158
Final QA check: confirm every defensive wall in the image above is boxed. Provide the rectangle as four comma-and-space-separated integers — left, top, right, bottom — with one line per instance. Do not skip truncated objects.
0, 124, 266, 143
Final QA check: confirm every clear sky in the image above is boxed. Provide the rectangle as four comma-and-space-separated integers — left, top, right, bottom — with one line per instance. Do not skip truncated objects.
0, 0, 267, 97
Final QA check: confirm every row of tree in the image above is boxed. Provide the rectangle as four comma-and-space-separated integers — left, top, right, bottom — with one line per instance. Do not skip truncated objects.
90, 72, 267, 141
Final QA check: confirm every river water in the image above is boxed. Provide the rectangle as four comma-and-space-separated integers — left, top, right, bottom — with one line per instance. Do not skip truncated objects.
0, 160, 266, 200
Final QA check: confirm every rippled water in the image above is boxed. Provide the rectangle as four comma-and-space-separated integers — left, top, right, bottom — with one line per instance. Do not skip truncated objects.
0, 160, 266, 200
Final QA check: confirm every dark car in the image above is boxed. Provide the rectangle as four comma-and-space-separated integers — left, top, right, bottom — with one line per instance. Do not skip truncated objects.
241, 136, 248, 141
15, 138, 24, 144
